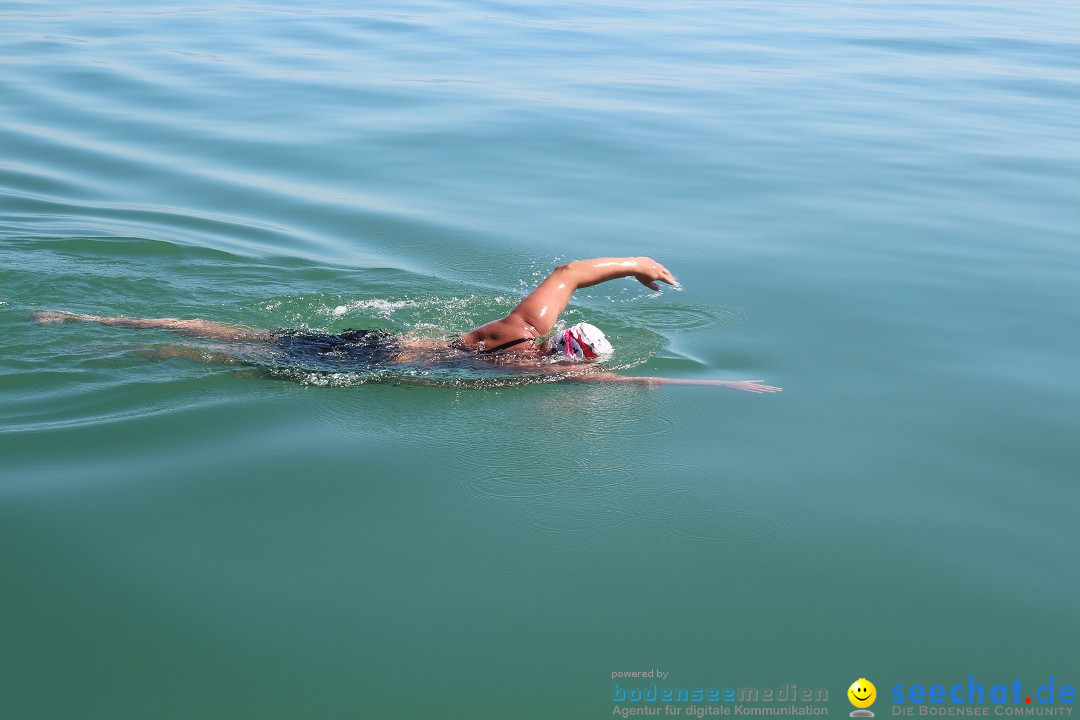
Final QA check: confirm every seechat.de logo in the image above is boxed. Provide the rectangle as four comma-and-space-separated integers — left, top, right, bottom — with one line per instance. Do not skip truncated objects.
849, 679, 877, 717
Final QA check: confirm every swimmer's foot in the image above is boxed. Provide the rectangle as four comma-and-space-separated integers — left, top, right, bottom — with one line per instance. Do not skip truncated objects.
32, 310, 101, 324
33, 311, 270, 342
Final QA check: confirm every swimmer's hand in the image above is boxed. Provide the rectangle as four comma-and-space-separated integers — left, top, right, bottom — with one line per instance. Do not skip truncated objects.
688, 379, 781, 393
32, 310, 99, 324
630, 257, 678, 291
566, 372, 781, 393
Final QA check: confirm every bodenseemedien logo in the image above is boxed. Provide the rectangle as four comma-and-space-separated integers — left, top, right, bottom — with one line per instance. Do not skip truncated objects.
849, 678, 877, 717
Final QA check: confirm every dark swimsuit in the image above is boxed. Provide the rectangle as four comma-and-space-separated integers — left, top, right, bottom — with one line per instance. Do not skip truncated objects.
272, 329, 534, 370
271, 329, 401, 368
476, 337, 534, 354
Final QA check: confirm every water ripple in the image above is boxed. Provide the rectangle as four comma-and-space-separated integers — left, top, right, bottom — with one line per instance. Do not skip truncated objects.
459, 541, 599, 578
730, 539, 853, 575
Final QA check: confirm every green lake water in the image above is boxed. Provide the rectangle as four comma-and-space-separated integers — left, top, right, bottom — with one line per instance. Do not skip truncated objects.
2, 2, 1078, 718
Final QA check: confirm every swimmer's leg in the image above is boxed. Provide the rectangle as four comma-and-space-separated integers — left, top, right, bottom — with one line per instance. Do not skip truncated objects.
132, 343, 243, 365
32, 311, 271, 342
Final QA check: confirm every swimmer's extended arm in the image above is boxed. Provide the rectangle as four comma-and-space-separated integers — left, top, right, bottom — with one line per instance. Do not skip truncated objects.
460, 257, 676, 349
565, 373, 781, 393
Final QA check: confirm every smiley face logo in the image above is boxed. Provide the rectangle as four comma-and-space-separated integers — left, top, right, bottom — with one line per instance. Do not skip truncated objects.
848, 678, 876, 713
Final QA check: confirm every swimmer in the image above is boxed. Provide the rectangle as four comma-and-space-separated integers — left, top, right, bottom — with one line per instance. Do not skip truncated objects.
32, 256, 780, 392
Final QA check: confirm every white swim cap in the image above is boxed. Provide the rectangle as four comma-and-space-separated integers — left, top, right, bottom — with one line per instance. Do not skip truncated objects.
551, 322, 613, 361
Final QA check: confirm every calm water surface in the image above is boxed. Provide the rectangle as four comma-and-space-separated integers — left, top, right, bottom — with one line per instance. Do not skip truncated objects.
2, 1, 1079, 718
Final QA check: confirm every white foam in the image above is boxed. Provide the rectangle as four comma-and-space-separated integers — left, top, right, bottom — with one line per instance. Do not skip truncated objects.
328, 298, 420, 318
